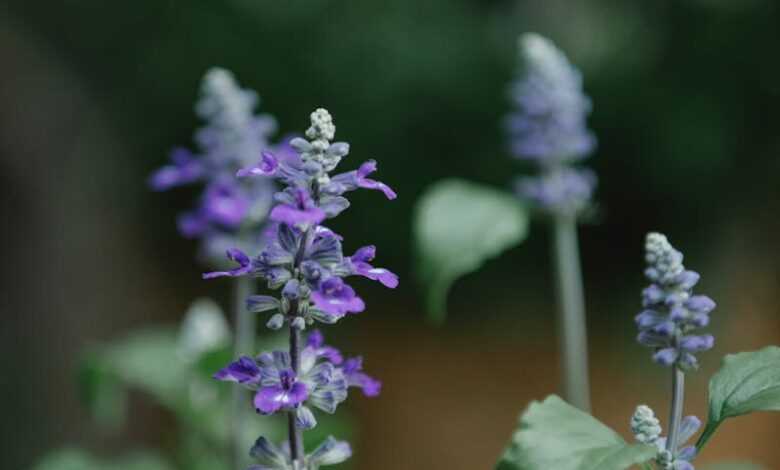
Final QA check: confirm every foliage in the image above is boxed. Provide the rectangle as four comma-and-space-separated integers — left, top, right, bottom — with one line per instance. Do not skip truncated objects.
32, 448, 174, 470
414, 178, 528, 323
697, 346, 780, 450
495, 395, 656, 470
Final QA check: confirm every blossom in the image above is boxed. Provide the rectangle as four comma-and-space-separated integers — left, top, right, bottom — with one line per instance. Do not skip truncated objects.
636, 233, 715, 370
506, 33, 597, 215
214, 349, 346, 429
342, 356, 381, 397
345, 245, 399, 288
507, 34, 595, 163
149, 67, 279, 264
311, 277, 365, 316
209, 109, 394, 464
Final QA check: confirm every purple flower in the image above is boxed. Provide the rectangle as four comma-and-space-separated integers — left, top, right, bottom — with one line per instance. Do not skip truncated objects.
636, 233, 715, 370
202, 248, 252, 279
347, 246, 399, 288
506, 34, 597, 215
149, 148, 204, 191
213, 356, 261, 384
237, 151, 279, 178
305, 329, 344, 365
311, 277, 365, 316
506, 34, 595, 163
202, 182, 250, 228
515, 167, 596, 215
254, 369, 309, 414
270, 187, 326, 226
149, 68, 279, 265
327, 160, 397, 200
209, 109, 393, 457
342, 357, 381, 397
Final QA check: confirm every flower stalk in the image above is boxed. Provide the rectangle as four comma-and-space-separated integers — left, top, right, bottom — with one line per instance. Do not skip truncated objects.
551, 213, 590, 411
666, 367, 685, 456
631, 232, 716, 470
507, 33, 597, 411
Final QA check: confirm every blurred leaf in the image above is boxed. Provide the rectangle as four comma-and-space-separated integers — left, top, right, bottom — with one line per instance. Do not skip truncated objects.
698, 346, 780, 450
32, 448, 174, 470
414, 178, 528, 323
178, 298, 231, 362
495, 395, 655, 470
702, 463, 768, 470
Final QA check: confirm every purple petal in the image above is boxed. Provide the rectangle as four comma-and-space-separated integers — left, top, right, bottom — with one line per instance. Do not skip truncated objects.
653, 348, 679, 366
149, 148, 203, 190
356, 160, 397, 200
203, 248, 252, 279
686, 295, 716, 313
679, 335, 714, 352
202, 183, 249, 228
677, 416, 702, 444
635, 310, 664, 329
254, 382, 308, 414
270, 205, 326, 226
177, 210, 208, 238
642, 285, 665, 306
677, 445, 697, 461
351, 245, 375, 263
342, 357, 381, 397
214, 356, 261, 384
307, 329, 325, 348
355, 263, 399, 288
349, 246, 399, 288
311, 278, 365, 315
237, 151, 279, 178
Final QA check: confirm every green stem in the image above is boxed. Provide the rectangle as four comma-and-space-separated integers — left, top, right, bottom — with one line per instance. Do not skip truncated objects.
551, 213, 591, 412
232, 275, 255, 470
695, 421, 719, 453
666, 367, 685, 455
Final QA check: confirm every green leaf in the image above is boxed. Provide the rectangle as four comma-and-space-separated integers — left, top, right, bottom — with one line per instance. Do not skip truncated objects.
413, 178, 529, 322
496, 395, 656, 470
702, 463, 768, 470
698, 346, 780, 450
32, 448, 174, 470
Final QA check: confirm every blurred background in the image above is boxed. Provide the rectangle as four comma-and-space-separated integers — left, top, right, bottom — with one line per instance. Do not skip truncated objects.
2, 0, 779, 468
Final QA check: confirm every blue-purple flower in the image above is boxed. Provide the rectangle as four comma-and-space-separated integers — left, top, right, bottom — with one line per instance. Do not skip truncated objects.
507, 33, 597, 215
214, 330, 378, 430
636, 233, 715, 370
209, 108, 393, 465
149, 68, 279, 263
204, 111, 398, 326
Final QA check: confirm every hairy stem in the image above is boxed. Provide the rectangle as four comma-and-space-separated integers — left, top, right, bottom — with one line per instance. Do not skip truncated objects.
288, 325, 304, 464
287, 226, 312, 465
551, 213, 591, 412
666, 367, 685, 455
232, 275, 255, 470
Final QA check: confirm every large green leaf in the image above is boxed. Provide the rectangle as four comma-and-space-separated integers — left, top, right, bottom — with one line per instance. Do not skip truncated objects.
702, 463, 768, 470
32, 448, 174, 470
414, 178, 529, 322
698, 346, 780, 450
496, 395, 656, 470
